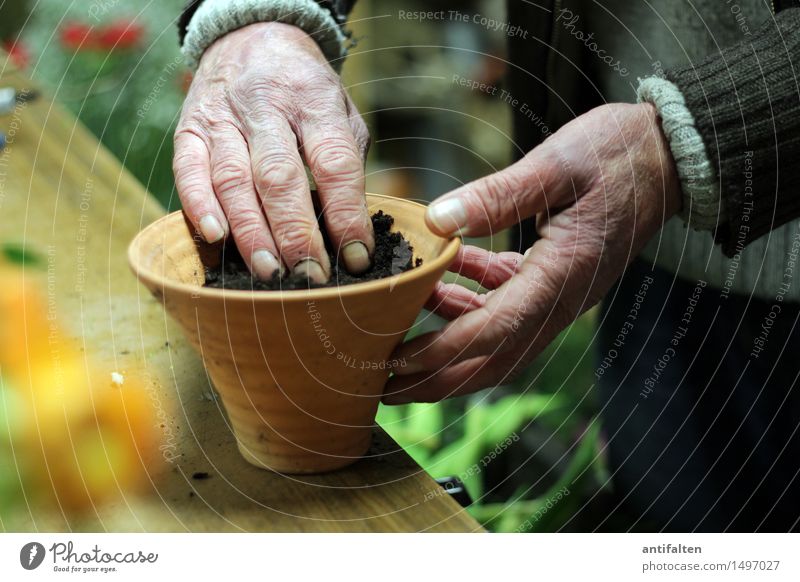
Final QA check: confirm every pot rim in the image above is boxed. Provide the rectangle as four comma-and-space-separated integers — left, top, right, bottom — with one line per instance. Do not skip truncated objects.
128, 193, 461, 302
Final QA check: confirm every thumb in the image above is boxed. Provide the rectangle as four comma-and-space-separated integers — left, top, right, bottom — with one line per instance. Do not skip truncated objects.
425, 148, 564, 238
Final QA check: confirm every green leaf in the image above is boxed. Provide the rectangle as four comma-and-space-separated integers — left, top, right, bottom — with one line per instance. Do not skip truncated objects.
404, 403, 443, 449
1, 242, 43, 267
480, 393, 564, 445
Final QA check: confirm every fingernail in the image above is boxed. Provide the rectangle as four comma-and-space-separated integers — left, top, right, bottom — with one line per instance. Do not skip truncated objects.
251, 250, 282, 280
199, 214, 225, 243
342, 241, 371, 274
427, 197, 468, 236
293, 258, 328, 284
524, 247, 532, 258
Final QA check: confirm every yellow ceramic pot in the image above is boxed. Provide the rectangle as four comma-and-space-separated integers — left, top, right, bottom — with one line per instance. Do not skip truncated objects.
129, 194, 459, 474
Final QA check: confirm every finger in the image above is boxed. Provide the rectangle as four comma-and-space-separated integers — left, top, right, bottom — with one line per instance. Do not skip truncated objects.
393, 245, 562, 376
383, 356, 496, 404
391, 304, 503, 377
208, 123, 283, 280
449, 245, 523, 290
299, 105, 374, 275
384, 348, 531, 403
424, 281, 487, 321
422, 246, 522, 320
173, 130, 227, 243
424, 146, 567, 238
245, 115, 331, 283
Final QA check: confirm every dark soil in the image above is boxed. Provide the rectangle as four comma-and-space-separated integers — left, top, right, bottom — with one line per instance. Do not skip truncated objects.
203, 211, 422, 290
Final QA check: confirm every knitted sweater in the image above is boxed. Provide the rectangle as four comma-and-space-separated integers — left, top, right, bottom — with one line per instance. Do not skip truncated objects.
177, 0, 800, 300
583, 0, 800, 301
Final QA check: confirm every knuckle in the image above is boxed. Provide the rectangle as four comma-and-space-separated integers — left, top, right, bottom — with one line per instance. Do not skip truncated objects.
494, 307, 522, 339
181, 101, 232, 133
173, 152, 204, 180
253, 155, 306, 195
496, 251, 524, 274
172, 148, 195, 173
227, 208, 262, 232
172, 160, 208, 206
173, 157, 198, 183
474, 172, 518, 220
173, 127, 206, 153
272, 219, 318, 255
211, 160, 251, 195
298, 92, 339, 119
310, 143, 362, 184
178, 191, 210, 215
229, 212, 265, 244
175, 180, 206, 206
173, 126, 197, 146
322, 199, 368, 232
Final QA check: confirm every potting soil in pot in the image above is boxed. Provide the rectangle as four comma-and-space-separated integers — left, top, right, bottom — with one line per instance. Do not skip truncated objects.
203, 210, 423, 290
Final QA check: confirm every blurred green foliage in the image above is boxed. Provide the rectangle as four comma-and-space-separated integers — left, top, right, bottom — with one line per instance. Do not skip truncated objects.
20, 0, 186, 209
378, 310, 607, 532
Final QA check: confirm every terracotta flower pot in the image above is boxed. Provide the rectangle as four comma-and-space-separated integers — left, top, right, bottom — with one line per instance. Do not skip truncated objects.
129, 194, 460, 473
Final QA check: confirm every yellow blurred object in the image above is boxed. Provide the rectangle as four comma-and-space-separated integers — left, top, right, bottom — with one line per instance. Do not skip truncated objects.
0, 261, 159, 514
23, 362, 158, 512
0, 263, 53, 380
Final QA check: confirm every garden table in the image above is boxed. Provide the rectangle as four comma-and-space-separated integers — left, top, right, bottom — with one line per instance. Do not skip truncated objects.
0, 61, 482, 532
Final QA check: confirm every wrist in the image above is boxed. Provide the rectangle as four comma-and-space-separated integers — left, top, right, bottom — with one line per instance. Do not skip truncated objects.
636, 76, 721, 231
640, 102, 683, 219
206, 21, 324, 59
181, 0, 348, 71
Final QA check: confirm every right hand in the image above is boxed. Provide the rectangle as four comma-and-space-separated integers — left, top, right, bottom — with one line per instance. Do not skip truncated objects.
173, 22, 373, 283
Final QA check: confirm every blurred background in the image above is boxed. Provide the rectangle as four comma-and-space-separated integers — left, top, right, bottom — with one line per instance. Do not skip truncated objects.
0, 0, 613, 532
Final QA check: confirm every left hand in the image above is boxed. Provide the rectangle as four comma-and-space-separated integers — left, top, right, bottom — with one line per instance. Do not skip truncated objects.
384, 102, 682, 404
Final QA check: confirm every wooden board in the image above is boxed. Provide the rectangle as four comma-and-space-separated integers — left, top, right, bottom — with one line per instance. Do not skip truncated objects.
0, 62, 483, 532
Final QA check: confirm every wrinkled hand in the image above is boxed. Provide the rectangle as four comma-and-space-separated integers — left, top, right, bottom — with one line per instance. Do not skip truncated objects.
174, 22, 372, 283
385, 103, 682, 403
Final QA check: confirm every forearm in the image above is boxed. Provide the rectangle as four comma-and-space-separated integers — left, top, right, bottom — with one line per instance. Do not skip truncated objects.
177, 0, 357, 71
665, 7, 800, 257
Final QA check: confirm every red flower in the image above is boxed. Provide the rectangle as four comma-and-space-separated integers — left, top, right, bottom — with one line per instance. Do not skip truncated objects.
96, 20, 145, 50
60, 22, 93, 51
2, 40, 31, 70
59, 19, 145, 53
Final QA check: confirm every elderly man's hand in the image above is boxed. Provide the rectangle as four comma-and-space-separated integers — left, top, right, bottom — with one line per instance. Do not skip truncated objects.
174, 22, 372, 283
385, 102, 682, 403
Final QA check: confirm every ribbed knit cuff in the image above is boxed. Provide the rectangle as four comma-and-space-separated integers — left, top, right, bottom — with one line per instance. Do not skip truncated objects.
637, 76, 722, 231
182, 0, 348, 72
666, 8, 800, 257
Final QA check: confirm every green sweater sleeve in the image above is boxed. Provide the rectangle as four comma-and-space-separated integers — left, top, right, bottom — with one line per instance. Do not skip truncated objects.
666, 7, 800, 257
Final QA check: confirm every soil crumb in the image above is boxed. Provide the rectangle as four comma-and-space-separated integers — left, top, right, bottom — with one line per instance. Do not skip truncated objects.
204, 211, 422, 290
